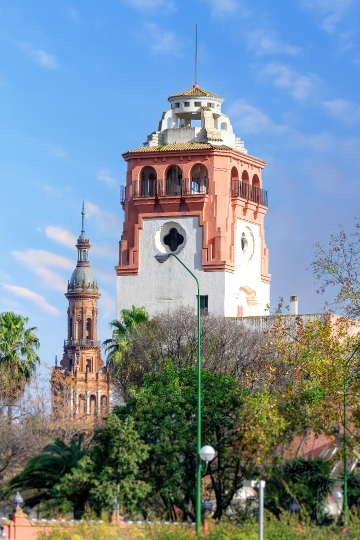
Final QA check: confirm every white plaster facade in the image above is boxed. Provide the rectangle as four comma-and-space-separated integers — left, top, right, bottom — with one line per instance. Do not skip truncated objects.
116, 216, 269, 318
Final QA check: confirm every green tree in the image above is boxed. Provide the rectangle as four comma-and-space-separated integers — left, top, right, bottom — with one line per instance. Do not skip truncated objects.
10, 416, 150, 519
264, 457, 335, 525
115, 361, 285, 521
103, 306, 149, 371
52, 416, 150, 518
9, 434, 87, 508
347, 471, 360, 515
0, 311, 40, 417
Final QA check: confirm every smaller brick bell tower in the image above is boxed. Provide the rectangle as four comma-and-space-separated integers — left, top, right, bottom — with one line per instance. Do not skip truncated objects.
52, 204, 112, 424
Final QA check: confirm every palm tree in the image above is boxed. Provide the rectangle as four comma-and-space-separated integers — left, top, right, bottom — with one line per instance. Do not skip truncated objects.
9, 435, 87, 508
103, 306, 149, 369
0, 312, 40, 417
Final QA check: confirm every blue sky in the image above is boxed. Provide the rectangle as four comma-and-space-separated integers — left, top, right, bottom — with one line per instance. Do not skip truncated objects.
1, 0, 360, 366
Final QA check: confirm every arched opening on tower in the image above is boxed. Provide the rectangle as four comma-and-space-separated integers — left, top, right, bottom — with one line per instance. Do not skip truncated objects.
230, 166, 239, 196
252, 174, 260, 188
252, 174, 260, 204
79, 394, 86, 416
166, 165, 182, 196
86, 358, 92, 373
239, 286, 257, 316
77, 318, 83, 340
140, 166, 157, 197
190, 163, 208, 194
101, 395, 108, 414
241, 170, 250, 199
221, 122, 227, 131
242, 170, 249, 183
86, 318, 92, 340
69, 317, 73, 339
90, 395, 96, 415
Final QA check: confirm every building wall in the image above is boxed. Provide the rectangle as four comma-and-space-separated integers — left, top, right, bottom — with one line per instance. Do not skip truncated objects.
116, 214, 269, 318
117, 215, 226, 317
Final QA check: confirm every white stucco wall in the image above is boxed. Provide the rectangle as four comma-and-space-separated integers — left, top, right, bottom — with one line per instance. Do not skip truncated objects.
117, 216, 269, 319
117, 216, 226, 318
223, 219, 270, 317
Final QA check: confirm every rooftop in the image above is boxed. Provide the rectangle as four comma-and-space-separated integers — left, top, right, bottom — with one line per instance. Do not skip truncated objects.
168, 85, 223, 100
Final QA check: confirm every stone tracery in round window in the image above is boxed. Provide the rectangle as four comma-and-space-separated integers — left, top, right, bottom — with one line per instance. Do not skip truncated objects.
155, 221, 187, 256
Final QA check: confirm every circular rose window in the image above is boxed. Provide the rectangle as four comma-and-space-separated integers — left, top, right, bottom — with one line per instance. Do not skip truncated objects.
155, 221, 187, 255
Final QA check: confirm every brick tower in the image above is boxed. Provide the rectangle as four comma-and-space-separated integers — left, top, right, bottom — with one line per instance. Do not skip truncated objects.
117, 84, 271, 318
52, 204, 112, 424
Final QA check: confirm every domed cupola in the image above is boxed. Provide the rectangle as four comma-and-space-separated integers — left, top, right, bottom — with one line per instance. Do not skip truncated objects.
68, 203, 98, 293
143, 83, 247, 153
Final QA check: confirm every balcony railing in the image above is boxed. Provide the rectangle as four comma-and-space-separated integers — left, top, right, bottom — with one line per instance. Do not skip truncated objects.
121, 178, 208, 201
231, 180, 268, 207
64, 339, 101, 347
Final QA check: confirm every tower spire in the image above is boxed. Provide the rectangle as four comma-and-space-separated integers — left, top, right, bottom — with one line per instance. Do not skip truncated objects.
81, 201, 85, 235
194, 24, 198, 87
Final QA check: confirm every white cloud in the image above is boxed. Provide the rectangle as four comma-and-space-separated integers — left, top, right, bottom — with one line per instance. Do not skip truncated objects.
300, 0, 355, 33
124, 0, 175, 10
12, 250, 72, 292
247, 29, 302, 56
323, 98, 360, 122
40, 184, 62, 197
143, 23, 182, 56
13, 249, 73, 270
48, 145, 66, 158
293, 131, 336, 152
45, 224, 116, 259
228, 99, 286, 134
85, 201, 120, 235
30, 139, 67, 159
19, 42, 59, 69
91, 244, 118, 259
205, 0, 238, 15
261, 63, 316, 100
97, 169, 117, 188
45, 226, 77, 248
67, 8, 82, 23
98, 289, 116, 320
2, 284, 60, 316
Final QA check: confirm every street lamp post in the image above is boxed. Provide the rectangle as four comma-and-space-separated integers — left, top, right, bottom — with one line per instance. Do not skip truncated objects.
342, 341, 360, 529
155, 252, 203, 535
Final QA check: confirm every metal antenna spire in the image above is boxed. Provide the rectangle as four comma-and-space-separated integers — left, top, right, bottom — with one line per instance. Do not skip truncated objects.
81, 200, 85, 234
55, 355, 58, 367
195, 24, 198, 86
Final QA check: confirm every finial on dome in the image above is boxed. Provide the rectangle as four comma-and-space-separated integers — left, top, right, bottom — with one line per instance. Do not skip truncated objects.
81, 200, 85, 235
194, 23, 198, 86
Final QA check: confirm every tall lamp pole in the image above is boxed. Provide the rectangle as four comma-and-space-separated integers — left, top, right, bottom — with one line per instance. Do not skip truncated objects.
343, 341, 360, 529
155, 252, 202, 535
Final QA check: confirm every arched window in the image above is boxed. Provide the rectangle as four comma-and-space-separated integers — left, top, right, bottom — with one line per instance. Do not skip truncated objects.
190, 164, 208, 194
240, 170, 250, 199
241, 170, 249, 183
140, 166, 157, 197
77, 319, 83, 340
90, 395, 96, 415
167, 117, 172, 129
230, 167, 239, 197
166, 165, 182, 196
101, 395, 108, 414
86, 358, 92, 373
252, 174, 260, 204
69, 317, 73, 339
79, 394, 86, 416
252, 174, 260, 188
86, 318, 92, 340
221, 122, 227, 131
